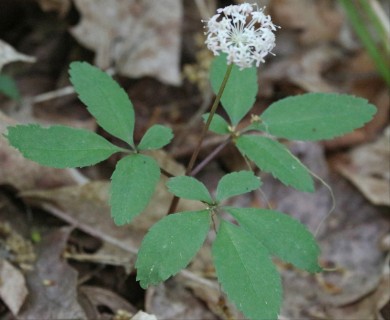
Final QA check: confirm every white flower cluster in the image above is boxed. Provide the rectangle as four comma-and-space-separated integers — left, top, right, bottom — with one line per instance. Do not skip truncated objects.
204, 3, 278, 69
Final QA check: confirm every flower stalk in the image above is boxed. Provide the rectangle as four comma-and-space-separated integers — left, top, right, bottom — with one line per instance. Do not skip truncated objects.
167, 64, 233, 214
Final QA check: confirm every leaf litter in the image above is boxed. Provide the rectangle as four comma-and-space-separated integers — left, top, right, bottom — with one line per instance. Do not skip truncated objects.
0, 0, 389, 318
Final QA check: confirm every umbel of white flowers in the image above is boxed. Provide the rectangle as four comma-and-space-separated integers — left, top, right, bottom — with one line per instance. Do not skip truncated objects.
203, 3, 279, 69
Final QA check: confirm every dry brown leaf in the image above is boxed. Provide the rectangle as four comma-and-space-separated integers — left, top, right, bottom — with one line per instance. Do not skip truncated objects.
36, 0, 71, 16
71, 0, 182, 85
334, 126, 390, 206
270, 0, 342, 45
0, 39, 36, 71
19, 150, 203, 261
261, 45, 341, 94
324, 257, 390, 320
0, 259, 28, 316
0, 111, 85, 191
145, 279, 218, 320
78, 285, 136, 318
20, 179, 203, 254
18, 227, 86, 319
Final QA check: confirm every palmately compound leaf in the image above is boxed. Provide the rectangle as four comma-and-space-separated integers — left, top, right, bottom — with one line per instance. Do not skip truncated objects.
69, 62, 135, 147
213, 220, 282, 320
210, 54, 258, 126
226, 207, 322, 273
137, 124, 173, 151
202, 113, 230, 135
136, 210, 210, 288
6, 124, 122, 168
216, 171, 261, 202
166, 176, 213, 204
261, 93, 377, 141
110, 154, 160, 225
236, 135, 314, 192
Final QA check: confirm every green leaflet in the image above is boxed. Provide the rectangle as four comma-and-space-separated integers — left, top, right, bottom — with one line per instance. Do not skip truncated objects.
137, 124, 173, 150
6, 124, 122, 168
226, 207, 322, 273
202, 113, 230, 135
236, 135, 314, 192
216, 171, 261, 202
166, 176, 213, 203
69, 62, 135, 146
261, 93, 377, 141
213, 221, 282, 320
136, 210, 210, 288
110, 154, 160, 225
210, 54, 258, 125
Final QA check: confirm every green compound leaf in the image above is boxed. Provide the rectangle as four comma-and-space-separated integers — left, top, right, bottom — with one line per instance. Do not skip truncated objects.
226, 207, 322, 273
137, 124, 173, 151
236, 135, 314, 192
210, 54, 258, 126
110, 154, 160, 225
202, 113, 230, 135
216, 171, 261, 202
261, 93, 377, 141
136, 210, 210, 288
6, 124, 122, 168
69, 62, 135, 147
0, 74, 20, 100
213, 221, 282, 320
166, 176, 213, 204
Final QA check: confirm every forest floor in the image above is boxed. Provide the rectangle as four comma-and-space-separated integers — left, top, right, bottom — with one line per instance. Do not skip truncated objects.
0, 0, 389, 319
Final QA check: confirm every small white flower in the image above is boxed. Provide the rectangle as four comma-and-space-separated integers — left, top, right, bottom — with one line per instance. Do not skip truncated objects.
203, 3, 279, 69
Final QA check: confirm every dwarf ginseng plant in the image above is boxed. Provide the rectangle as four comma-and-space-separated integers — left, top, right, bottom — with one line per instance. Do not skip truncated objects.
5, 4, 376, 319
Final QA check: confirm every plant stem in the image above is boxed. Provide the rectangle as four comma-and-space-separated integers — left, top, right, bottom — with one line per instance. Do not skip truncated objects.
167, 64, 234, 214
185, 64, 233, 175
190, 137, 230, 176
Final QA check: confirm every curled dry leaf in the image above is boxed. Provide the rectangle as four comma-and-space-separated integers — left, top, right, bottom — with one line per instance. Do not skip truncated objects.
0, 259, 28, 316
260, 45, 341, 95
145, 280, 218, 320
270, 0, 343, 45
19, 150, 203, 264
78, 285, 136, 319
18, 227, 86, 319
334, 126, 390, 206
71, 0, 182, 85
0, 39, 36, 71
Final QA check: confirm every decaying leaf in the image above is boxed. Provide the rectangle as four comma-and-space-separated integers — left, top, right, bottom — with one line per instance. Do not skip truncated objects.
18, 227, 86, 319
0, 39, 36, 71
145, 279, 218, 320
0, 259, 28, 316
78, 285, 136, 318
334, 126, 390, 206
36, 0, 71, 16
70, 0, 182, 85
19, 150, 204, 263
271, 0, 343, 45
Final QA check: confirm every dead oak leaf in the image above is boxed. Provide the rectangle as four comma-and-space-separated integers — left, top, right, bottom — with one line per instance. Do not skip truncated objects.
0, 259, 28, 316
0, 39, 36, 71
71, 0, 182, 85
18, 227, 86, 319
